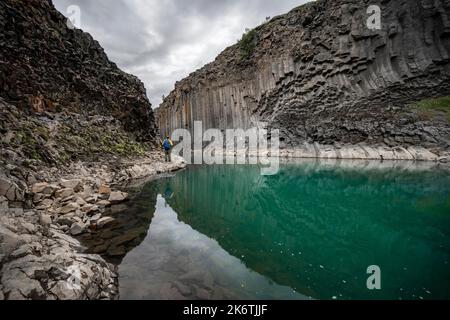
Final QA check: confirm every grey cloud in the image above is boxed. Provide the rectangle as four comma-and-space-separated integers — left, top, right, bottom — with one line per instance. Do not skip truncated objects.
53, 0, 309, 107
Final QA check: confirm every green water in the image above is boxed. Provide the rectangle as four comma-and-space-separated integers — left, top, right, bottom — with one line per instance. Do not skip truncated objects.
119, 160, 450, 300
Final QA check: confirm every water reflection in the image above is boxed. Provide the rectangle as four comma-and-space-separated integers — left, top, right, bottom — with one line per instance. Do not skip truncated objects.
119, 195, 306, 300
80, 181, 159, 264
80, 159, 450, 300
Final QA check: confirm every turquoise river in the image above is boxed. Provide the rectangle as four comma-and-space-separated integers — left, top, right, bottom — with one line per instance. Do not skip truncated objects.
115, 159, 450, 300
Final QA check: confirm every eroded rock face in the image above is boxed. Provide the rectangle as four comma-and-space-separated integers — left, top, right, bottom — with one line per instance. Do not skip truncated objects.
0, 0, 156, 141
156, 0, 450, 153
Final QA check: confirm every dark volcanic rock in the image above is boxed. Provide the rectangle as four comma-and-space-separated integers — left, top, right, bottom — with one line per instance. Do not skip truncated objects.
156, 0, 450, 153
0, 0, 156, 141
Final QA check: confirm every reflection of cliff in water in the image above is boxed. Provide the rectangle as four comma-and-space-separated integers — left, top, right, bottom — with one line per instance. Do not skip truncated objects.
80, 181, 161, 265
161, 160, 450, 299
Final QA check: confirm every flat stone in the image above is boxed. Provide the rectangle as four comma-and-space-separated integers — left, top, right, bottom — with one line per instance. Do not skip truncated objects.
90, 213, 102, 222
85, 196, 97, 204
108, 191, 129, 204
31, 182, 50, 194
97, 217, 116, 229
60, 202, 80, 214
70, 222, 85, 236
55, 188, 74, 198
60, 179, 83, 190
97, 200, 111, 207
82, 204, 99, 214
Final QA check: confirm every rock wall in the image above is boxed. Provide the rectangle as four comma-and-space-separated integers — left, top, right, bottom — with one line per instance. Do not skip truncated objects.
0, 0, 184, 300
156, 0, 450, 155
0, 0, 156, 142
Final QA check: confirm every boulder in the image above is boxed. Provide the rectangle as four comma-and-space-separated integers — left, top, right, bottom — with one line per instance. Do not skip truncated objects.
108, 191, 129, 204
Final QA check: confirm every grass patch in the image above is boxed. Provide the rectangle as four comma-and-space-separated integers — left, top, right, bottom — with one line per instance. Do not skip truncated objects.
238, 29, 257, 61
411, 96, 450, 121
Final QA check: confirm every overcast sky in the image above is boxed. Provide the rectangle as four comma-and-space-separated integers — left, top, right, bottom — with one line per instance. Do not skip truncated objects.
53, 0, 309, 107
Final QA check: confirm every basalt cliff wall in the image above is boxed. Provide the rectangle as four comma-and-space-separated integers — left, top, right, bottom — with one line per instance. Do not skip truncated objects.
156, 0, 450, 159
1, 0, 157, 149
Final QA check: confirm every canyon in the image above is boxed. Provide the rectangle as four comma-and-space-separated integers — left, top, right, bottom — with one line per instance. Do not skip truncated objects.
156, 0, 450, 161
1, 0, 450, 301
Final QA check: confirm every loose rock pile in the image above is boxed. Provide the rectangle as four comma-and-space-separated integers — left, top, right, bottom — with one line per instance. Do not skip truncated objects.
0, 154, 186, 300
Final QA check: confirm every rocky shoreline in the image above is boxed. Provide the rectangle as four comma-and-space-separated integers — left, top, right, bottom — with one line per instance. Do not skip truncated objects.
210, 143, 449, 162
279, 144, 449, 162
0, 153, 186, 300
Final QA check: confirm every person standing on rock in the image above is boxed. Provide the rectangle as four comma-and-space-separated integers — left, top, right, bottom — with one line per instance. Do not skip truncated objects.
162, 136, 173, 162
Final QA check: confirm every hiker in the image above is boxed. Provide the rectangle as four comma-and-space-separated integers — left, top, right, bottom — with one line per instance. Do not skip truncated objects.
162, 136, 173, 162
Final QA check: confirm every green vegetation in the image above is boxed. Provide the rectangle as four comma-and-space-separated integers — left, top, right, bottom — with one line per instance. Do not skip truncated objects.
411, 96, 450, 121
238, 29, 257, 61
2, 104, 152, 167
17, 130, 43, 161
98, 134, 147, 157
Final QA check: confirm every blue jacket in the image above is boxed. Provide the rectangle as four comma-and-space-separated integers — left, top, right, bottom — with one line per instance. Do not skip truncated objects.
163, 139, 173, 151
